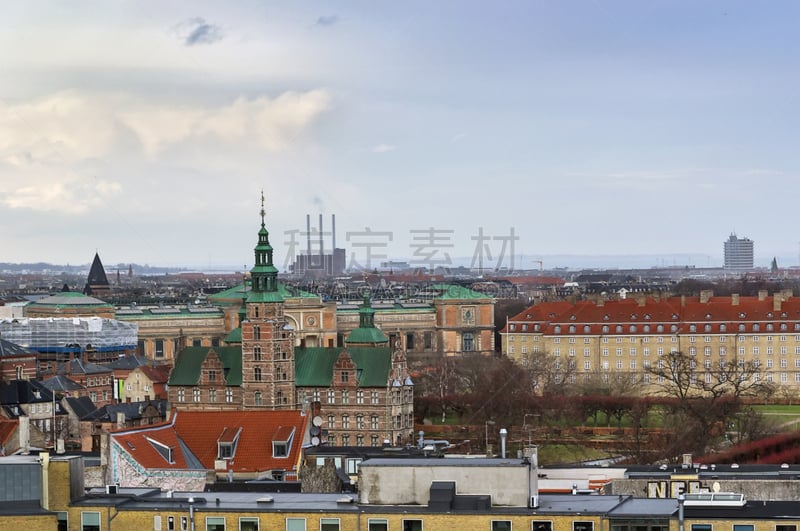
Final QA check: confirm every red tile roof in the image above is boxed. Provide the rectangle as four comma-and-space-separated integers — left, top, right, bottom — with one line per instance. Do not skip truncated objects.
111, 409, 308, 475
136, 365, 171, 383
502, 294, 800, 336
0, 419, 17, 453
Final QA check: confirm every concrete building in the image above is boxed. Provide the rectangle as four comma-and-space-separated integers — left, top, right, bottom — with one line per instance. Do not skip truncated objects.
724, 233, 754, 270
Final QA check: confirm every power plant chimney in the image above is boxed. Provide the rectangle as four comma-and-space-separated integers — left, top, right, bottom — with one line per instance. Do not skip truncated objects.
332, 214, 336, 249
306, 214, 312, 257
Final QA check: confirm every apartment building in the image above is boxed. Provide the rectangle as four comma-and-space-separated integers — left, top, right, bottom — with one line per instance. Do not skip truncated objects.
501, 290, 800, 392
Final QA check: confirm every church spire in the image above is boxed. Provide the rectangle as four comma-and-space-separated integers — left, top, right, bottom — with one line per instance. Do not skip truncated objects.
247, 190, 283, 303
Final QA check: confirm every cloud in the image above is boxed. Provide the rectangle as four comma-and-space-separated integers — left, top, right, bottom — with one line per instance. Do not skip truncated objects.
175, 17, 224, 46
315, 15, 339, 27
0, 90, 332, 214
372, 144, 396, 153
3, 174, 122, 214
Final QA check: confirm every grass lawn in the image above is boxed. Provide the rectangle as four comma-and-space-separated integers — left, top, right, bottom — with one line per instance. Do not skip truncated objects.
537, 444, 613, 466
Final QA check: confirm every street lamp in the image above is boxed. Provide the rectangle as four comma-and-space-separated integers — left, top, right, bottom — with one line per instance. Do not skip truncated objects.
484, 420, 496, 455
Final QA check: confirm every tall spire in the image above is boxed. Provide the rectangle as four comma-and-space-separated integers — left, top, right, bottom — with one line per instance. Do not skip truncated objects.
247, 190, 283, 303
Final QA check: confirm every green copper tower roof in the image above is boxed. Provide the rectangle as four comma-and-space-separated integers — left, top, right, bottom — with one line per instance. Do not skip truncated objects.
345, 289, 388, 346
247, 191, 283, 304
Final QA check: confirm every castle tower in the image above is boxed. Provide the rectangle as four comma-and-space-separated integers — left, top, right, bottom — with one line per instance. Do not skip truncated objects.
241, 192, 296, 409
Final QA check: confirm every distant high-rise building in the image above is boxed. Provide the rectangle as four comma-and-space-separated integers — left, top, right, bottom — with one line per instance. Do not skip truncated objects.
724, 233, 754, 270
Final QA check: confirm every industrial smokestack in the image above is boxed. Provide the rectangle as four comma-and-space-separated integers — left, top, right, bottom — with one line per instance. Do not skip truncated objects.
306, 214, 312, 257
319, 214, 324, 257
500, 428, 508, 458
332, 214, 336, 249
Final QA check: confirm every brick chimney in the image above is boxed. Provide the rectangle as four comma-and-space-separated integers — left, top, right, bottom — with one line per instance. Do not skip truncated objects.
731, 294, 740, 306
774, 293, 783, 312
700, 290, 713, 304
758, 290, 768, 301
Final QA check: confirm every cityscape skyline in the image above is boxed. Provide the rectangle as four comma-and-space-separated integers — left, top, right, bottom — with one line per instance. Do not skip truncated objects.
3, 2, 800, 267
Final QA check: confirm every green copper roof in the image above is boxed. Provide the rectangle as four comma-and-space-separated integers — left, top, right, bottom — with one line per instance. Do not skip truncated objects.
432, 283, 491, 300
346, 327, 389, 345
224, 328, 242, 344
295, 347, 392, 387
29, 291, 112, 307
209, 282, 318, 302
246, 290, 285, 303
168, 346, 242, 386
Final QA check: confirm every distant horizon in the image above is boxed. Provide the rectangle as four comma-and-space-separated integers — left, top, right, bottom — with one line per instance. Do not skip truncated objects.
4, 252, 797, 274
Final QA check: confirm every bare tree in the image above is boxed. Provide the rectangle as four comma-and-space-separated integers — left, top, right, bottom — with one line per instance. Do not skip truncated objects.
645, 350, 774, 457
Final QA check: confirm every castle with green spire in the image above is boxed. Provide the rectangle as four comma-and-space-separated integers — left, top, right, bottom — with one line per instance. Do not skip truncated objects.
168, 193, 414, 446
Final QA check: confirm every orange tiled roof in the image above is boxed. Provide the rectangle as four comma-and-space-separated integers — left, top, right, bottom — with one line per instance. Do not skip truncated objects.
502, 294, 800, 336
136, 365, 172, 383
0, 419, 17, 452
112, 409, 308, 474
173, 410, 308, 473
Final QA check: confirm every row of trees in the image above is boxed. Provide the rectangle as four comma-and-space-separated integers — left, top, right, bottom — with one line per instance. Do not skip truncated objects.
413, 350, 777, 462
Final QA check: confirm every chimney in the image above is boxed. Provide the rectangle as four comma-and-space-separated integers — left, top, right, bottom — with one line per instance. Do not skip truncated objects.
774, 294, 783, 312
758, 290, 768, 302
116, 412, 125, 429
681, 295, 686, 307
306, 214, 312, 257
500, 428, 508, 458
596, 298, 605, 307
319, 214, 324, 258
731, 294, 740, 306
700, 290, 713, 304
782, 289, 793, 300
332, 214, 336, 249
653, 292, 661, 303
636, 295, 646, 307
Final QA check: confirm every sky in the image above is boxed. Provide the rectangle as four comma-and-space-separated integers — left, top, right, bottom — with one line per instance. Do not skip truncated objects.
2, 1, 800, 271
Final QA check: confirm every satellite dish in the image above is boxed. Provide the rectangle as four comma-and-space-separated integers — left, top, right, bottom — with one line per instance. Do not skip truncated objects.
311, 436, 320, 446
310, 426, 321, 437
312, 416, 323, 427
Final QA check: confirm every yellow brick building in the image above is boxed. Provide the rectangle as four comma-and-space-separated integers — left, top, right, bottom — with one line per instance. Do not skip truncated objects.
501, 291, 800, 394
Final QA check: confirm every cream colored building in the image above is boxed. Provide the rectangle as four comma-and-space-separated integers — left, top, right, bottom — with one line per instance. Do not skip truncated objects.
501, 290, 800, 393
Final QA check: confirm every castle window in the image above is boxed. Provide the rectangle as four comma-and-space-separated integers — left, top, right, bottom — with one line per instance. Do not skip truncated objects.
341, 371, 349, 383
209, 389, 217, 403
225, 388, 234, 403
357, 415, 365, 429
327, 390, 335, 404
254, 346, 262, 361
371, 391, 380, 404
254, 367, 262, 382
253, 326, 260, 340
371, 415, 379, 430
342, 415, 350, 429
356, 390, 364, 404
254, 391, 262, 406
192, 388, 201, 402
328, 415, 335, 428
341, 390, 350, 404
177, 389, 185, 402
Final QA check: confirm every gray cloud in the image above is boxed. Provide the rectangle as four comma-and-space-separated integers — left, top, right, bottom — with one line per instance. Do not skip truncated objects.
315, 15, 339, 27
177, 17, 224, 46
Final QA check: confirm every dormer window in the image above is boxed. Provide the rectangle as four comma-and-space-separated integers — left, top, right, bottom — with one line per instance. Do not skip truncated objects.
341, 371, 350, 383
272, 426, 295, 458
146, 437, 175, 464
217, 427, 242, 460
